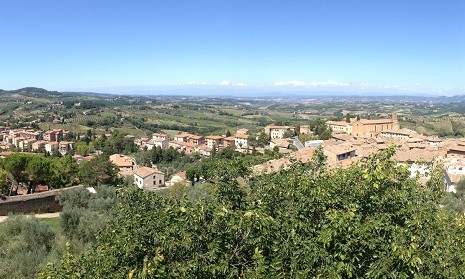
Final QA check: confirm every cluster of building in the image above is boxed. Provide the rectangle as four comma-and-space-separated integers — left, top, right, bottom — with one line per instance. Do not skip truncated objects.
112, 125, 307, 191
0, 128, 74, 155
134, 127, 297, 157
323, 114, 465, 192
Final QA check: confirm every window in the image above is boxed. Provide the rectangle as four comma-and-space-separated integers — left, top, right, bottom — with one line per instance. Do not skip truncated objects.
159, 180, 162, 185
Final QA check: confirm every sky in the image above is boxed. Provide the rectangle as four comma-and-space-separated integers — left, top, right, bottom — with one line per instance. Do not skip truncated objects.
0, 0, 464, 95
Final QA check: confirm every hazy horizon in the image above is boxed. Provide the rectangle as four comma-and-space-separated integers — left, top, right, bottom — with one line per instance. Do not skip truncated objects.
1, 0, 464, 95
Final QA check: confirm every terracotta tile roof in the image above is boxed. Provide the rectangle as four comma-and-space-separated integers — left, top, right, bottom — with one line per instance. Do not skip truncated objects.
448, 146, 465, 153
392, 149, 442, 162
205, 135, 224, 140
332, 133, 353, 141
133, 166, 163, 178
271, 138, 291, 148
427, 137, 442, 143
266, 125, 292, 129
359, 119, 394, 124
109, 154, 134, 168
152, 133, 168, 137
235, 134, 249, 139
189, 134, 203, 140
382, 128, 416, 136
326, 120, 349, 126
324, 144, 356, 156
170, 141, 197, 148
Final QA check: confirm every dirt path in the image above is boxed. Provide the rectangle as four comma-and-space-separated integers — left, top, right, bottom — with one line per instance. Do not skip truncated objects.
0, 212, 60, 223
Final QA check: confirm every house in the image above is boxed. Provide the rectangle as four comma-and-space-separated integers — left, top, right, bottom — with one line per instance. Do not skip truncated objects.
59, 141, 74, 155
236, 128, 249, 135
234, 133, 249, 148
173, 133, 204, 146
188, 134, 204, 145
198, 145, 212, 157
109, 154, 135, 173
174, 133, 190, 142
152, 133, 169, 141
149, 138, 169, 149
427, 138, 442, 147
264, 125, 295, 139
43, 129, 68, 142
45, 141, 59, 154
169, 141, 197, 154
133, 166, 165, 191
323, 145, 356, 162
326, 121, 351, 134
447, 146, 465, 158
391, 149, 442, 181
331, 133, 353, 142
31, 140, 46, 151
223, 137, 236, 148
270, 138, 291, 150
205, 135, 224, 150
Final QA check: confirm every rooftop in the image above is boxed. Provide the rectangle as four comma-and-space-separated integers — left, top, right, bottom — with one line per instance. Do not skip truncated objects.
133, 166, 163, 178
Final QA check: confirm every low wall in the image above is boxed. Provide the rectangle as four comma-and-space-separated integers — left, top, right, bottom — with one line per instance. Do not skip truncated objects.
0, 185, 83, 215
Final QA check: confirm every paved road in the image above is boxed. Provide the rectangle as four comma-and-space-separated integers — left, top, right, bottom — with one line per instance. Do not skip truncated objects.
292, 137, 305, 150
0, 212, 60, 223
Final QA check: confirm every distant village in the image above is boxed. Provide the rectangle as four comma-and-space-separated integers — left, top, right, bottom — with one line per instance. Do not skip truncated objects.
0, 113, 464, 194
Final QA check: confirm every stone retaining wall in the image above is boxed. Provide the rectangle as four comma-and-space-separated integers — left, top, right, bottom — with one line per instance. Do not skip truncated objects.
0, 185, 83, 215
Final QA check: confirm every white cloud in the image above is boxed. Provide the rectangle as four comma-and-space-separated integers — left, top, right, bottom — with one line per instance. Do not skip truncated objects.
219, 80, 230, 86
274, 80, 306, 87
186, 81, 207, 86
307, 80, 350, 88
236, 82, 247, 87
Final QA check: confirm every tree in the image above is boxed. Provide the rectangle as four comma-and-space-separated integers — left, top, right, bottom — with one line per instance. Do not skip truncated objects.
41, 149, 465, 278
0, 215, 55, 279
78, 155, 120, 187
256, 132, 269, 147
49, 155, 79, 188
2, 153, 29, 183
309, 118, 332, 140
25, 156, 51, 193
282, 129, 294, 138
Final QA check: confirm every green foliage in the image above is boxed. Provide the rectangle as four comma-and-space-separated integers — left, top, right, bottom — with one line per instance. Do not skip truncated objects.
57, 185, 118, 248
442, 177, 465, 214
0, 153, 80, 191
49, 155, 79, 188
41, 149, 465, 278
0, 215, 56, 279
309, 118, 332, 140
78, 155, 121, 187
256, 132, 269, 147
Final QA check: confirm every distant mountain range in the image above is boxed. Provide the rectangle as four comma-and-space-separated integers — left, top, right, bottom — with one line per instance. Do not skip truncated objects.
3, 87, 465, 103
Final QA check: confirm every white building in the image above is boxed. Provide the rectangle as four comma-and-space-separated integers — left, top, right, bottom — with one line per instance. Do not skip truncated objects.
234, 134, 249, 148
133, 166, 165, 191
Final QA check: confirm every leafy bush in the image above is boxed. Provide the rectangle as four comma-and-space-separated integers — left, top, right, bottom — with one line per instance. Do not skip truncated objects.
0, 215, 55, 279
42, 149, 465, 278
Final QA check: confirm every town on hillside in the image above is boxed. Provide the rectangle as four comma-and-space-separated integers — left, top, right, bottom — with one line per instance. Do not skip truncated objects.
0, 113, 463, 195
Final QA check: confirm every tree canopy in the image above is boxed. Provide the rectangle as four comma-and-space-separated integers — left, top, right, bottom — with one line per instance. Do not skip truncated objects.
41, 149, 465, 278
